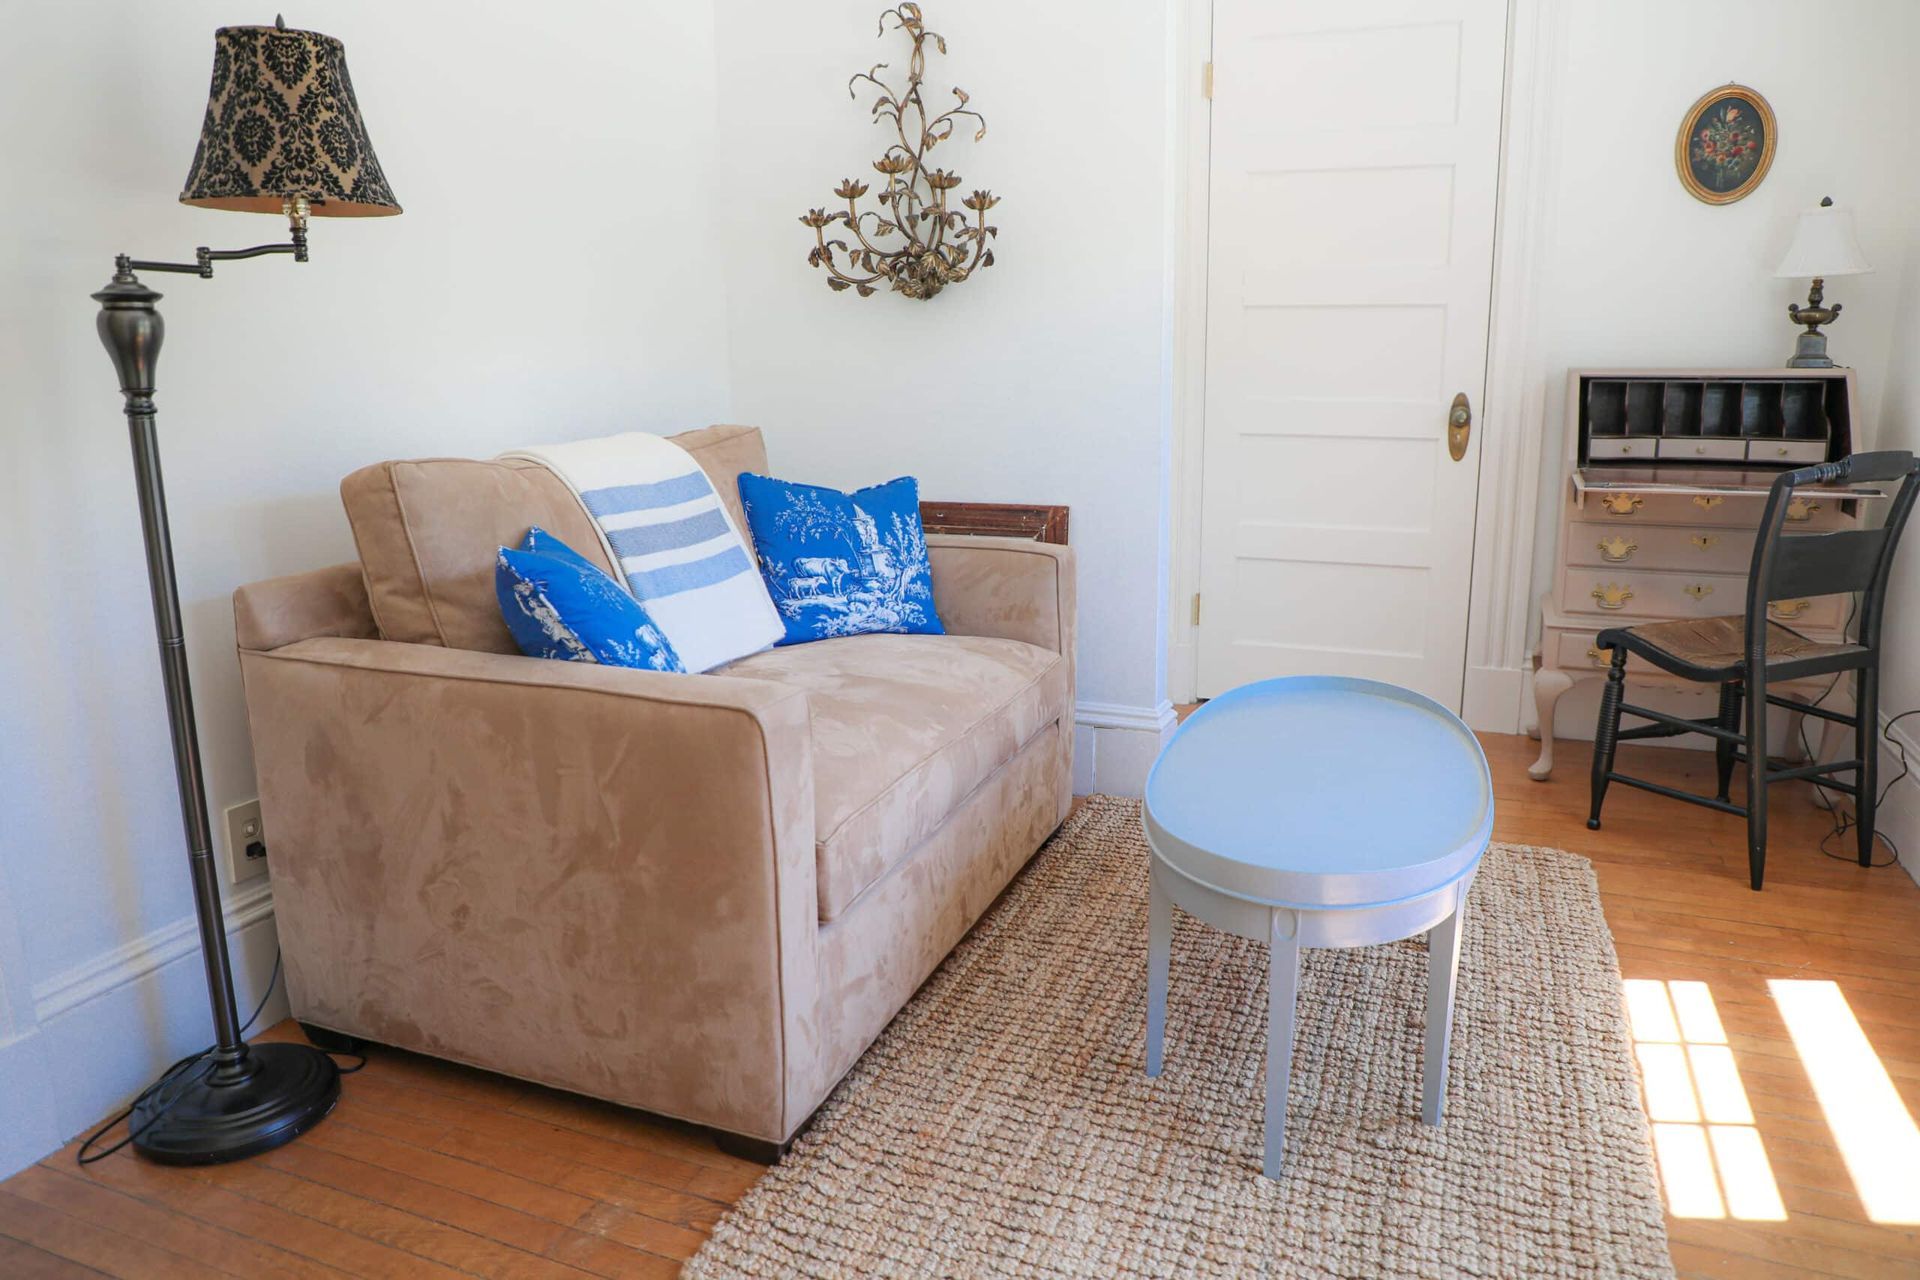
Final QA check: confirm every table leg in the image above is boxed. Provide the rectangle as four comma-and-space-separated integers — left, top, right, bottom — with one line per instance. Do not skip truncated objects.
1265, 909, 1299, 1179
1423, 897, 1467, 1125
1146, 864, 1170, 1077
1529, 667, 1574, 781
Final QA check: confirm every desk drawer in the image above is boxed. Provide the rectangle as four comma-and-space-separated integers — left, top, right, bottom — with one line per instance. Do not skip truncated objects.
1751, 440, 1830, 465
1553, 630, 1656, 674
1564, 567, 1748, 619
1568, 523, 1756, 574
1582, 491, 1849, 529
1590, 437, 1660, 462
1562, 567, 1844, 629
1657, 438, 1749, 463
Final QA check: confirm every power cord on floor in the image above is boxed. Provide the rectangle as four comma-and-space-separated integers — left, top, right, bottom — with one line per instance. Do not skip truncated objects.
1801, 706, 1916, 868
1785, 594, 1911, 868
74, 948, 364, 1165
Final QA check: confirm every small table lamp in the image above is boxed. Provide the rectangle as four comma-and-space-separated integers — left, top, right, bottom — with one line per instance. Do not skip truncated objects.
1773, 196, 1871, 368
90, 17, 398, 1166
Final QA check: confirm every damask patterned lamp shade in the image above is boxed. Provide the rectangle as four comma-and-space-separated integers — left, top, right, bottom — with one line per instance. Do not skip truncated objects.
180, 22, 400, 217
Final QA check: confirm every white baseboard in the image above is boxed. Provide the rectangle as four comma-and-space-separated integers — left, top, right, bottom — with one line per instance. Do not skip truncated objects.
31, 879, 276, 1023
0, 1027, 59, 1180
1074, 700, 1178, 798
0, 884, 285, 1180
1463, 665, 1527, 734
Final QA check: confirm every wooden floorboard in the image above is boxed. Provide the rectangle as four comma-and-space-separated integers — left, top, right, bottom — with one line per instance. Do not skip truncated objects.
7, 730, 1919, 1277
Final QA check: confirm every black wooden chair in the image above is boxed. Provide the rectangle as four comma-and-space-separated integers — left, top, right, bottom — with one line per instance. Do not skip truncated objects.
1586, 451, 1920, 890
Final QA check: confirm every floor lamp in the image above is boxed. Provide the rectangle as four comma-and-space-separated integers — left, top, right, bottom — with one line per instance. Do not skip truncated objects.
91, 18, 400, 1164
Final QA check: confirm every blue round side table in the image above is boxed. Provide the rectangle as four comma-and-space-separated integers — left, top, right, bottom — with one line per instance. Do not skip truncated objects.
1142, 676, 1495, 1178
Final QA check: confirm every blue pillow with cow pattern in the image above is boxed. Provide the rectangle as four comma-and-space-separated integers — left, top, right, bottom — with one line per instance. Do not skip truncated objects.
736, 473, 944, 645
495, 527, 683, 671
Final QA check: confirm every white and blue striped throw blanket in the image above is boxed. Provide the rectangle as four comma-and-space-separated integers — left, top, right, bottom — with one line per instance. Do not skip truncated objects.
501, 433, 782, 673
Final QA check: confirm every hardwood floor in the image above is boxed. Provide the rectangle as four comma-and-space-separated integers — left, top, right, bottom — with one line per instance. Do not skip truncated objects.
5, 731, 1918, 1278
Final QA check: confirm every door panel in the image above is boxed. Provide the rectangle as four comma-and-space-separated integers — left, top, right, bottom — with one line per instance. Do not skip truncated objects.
1197, 0, 1509, 705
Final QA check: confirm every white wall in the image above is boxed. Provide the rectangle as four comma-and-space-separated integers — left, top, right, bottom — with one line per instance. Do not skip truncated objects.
1522, 0, 1919, 744
0, 0, 732, 1170
712, 0, 1180, 792
1866, 187, 1920, 889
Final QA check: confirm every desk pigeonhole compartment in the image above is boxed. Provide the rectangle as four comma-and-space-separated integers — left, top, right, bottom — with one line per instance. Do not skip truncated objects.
1701, 382, 1741, 436
1740, 382, 1783, 438
1625, 381, 1665, 436
1586, 379, 1627, 437
1661, 382, 1702, 435
1781, 382, 1826, 438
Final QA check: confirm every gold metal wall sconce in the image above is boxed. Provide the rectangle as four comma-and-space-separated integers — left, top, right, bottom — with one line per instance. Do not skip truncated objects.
800, 4, 999, 299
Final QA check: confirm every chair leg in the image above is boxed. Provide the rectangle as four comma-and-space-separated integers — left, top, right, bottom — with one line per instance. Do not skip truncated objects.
1588, 646, 1627, 830
1715, 680, 1744, 803
1855, 666, 1880, 867
1745, 676, 1769, 891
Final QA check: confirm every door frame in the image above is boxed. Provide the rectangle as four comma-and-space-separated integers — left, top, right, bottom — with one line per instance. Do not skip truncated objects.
1167, 0, 1566, 732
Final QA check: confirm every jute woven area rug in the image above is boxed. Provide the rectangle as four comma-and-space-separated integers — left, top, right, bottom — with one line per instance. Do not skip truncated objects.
687, 796, 1673, 1279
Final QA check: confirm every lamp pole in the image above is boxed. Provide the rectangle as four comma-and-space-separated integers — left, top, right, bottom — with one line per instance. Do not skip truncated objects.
91, 251, 340, 1165
94, 268, 247, 1063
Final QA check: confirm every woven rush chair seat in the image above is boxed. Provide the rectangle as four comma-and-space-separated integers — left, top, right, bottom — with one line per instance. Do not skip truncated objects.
1600, 615, 1867, 682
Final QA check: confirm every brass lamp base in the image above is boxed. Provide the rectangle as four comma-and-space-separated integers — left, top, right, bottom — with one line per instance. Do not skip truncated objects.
1786, 276, 1840, 369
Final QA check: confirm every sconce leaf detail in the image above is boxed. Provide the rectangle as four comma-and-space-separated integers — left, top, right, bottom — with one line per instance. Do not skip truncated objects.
801, 4, 998, 300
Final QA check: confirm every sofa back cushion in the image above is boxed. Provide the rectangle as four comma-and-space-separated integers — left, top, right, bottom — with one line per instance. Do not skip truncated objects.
342, 424, 769, 651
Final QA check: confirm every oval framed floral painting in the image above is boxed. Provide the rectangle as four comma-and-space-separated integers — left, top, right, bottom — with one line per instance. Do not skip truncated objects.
1676, 84, 1776, 205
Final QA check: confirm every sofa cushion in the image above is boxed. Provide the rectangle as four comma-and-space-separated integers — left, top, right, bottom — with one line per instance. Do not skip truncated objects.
495, 528, 683, 671
340, 425, 769, 652
720, 633, 1069, 921
737, 472, 943, 646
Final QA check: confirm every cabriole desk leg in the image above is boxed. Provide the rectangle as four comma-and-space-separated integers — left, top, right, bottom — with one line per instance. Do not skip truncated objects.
1529, 666, 1575, 781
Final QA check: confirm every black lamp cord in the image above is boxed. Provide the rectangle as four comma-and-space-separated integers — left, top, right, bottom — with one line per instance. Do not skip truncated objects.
1790, 594, 1913, 869
74, 949, 365, 1166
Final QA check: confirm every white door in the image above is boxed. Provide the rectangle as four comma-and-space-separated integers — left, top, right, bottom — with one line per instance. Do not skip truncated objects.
1197, 0, 1509, 705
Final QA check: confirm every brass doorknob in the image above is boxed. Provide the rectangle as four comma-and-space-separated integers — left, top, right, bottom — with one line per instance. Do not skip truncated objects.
1447, 392, 1471, 461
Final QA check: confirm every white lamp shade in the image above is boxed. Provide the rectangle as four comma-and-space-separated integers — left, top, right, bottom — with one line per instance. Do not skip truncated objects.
1774, 201, 1872, 278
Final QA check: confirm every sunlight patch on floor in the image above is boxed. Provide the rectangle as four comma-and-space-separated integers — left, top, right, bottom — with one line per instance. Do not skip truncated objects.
1770, 979, 1920, 1225
1623, 978, 1785, 1220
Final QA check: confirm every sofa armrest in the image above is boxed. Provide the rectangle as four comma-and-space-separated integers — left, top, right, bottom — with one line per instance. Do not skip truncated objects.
926, 534, 1076, 658
237, 637, 819, 1142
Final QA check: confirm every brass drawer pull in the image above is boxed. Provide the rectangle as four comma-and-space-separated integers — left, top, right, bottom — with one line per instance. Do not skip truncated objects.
1591, 583, 1635, 610
1586, 644, 1611, 668
1597, 536, 1637, 562
1770, 599, 1811, 620
1786, 497, 1821, 522
1683, 583, 1714, 601
1600, 494, 1644, 516
1690, 534, 1720, 550
1692, 495, 1724, 510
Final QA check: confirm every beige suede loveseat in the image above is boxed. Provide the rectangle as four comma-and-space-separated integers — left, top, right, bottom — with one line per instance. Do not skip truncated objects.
232, 424, 1075, 1155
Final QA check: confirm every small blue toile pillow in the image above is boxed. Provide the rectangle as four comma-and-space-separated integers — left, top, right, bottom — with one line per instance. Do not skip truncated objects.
495, 527, 684, 672
736, 473, 944, 645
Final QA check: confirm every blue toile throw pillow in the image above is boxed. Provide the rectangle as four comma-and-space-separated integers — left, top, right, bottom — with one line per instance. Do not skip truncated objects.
736, 473, 944, 645
495, 527, 684, 671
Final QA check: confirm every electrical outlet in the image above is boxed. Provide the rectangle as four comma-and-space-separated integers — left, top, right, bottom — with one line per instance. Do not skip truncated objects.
224, 799, 268, 883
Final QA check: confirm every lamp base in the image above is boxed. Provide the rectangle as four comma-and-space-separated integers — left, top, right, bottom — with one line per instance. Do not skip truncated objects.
131, 1042, 340, 1165
1786, 328, 1835, 368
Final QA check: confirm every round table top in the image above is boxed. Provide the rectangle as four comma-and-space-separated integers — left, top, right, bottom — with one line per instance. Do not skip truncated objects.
1143, 676, 1493, 909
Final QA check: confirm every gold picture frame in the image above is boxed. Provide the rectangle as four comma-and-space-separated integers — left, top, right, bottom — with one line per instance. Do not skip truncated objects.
1675, 84, 1776, 205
